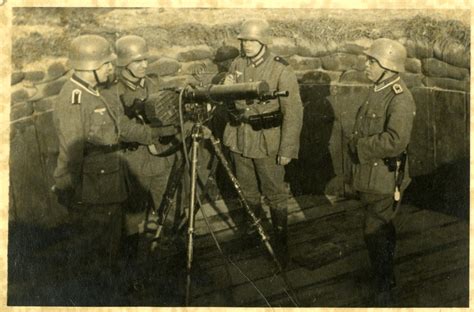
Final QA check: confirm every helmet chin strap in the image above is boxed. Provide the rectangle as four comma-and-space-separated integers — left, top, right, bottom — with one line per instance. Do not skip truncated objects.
375, 70, 387, 85
253, 43, 265, 59
240, 41, 265, 58
93, 69, 110, 88
125, 65, 142, 81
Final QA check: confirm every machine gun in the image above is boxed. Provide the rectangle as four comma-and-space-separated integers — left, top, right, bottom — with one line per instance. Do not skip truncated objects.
143, 81, 288, 125
179, 80, 288, 104
135, 81, 287, 156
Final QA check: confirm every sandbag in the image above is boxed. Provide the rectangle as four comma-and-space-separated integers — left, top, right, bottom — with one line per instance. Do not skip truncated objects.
339, 70, 371, 84
423, 76, 469, 92
422, 58, 469, 80
147, 57, 181, 77
433, 38, 470, 69
405, 58, 422, 73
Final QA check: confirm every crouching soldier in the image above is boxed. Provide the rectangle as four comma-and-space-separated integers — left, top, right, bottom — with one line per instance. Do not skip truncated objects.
348, 38, 416, 306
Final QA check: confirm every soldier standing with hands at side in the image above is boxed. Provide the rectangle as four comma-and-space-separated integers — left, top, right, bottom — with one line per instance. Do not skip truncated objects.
348, 38, 416, 305
52, 34, 174, 296
223, 19, 303, 267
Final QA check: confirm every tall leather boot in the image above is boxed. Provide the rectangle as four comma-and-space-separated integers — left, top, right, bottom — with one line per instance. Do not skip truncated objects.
381, 222, 397, 290
364, 222, 397, 306
271, 208, 289, 268
121, 233, 144, 292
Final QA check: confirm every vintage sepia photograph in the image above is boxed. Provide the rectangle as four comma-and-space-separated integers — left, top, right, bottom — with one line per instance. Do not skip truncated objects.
5, 4, 470, 308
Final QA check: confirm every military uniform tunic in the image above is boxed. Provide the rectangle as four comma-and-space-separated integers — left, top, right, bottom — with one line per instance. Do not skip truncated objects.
350, 75, 416, 233
223, 49, 303, 160
223, 49, 303, 210
114, 75, 177, 235
53, 74, 155, 271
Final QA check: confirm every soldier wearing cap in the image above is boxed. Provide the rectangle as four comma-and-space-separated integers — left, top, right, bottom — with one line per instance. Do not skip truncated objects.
52, 34, 171, 287
348, 38, 416, 305
212, 45, 240, 85
112, 35, 182, 288
223, 19, 303, 267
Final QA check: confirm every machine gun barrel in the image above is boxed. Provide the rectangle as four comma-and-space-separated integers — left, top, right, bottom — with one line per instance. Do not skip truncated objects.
181, 81, 288, 103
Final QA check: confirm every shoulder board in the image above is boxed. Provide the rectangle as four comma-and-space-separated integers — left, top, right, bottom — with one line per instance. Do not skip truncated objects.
71, 89, 82, 105
392, 83, 404, 94
274, 56, 289, 66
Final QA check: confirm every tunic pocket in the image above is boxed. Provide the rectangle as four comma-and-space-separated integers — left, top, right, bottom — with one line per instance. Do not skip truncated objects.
368, 161, 396, 194
81, 155, 126, 204
365, 107, 386, 136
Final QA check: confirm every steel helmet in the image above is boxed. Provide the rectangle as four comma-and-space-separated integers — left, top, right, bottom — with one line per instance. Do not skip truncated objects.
237, 19, 272, 45
68, 35, 116, 71
115, 35, 151, 67
364, 38, 407, 73
213, 45, 240, 63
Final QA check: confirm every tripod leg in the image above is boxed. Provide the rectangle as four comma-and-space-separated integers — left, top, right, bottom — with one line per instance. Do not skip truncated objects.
150, 157, 185, 252
185, 128, 201, 306
208, 134, 283, 271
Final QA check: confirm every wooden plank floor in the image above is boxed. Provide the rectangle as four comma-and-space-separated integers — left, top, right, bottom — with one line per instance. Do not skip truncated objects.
180, 195, 469, 307
7, 195, 469, 307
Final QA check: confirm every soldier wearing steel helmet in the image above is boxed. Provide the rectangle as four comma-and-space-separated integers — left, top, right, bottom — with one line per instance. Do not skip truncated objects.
111, 35, 182, 290
223, 19, 303, 267
348, 38, 416, 305
52, 34, 171, 289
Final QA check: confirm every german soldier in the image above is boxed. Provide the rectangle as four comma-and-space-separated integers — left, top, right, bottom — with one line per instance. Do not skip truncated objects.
113, 35, 184, 289
348, 38, 416, 305
223, 19, 304, 267
52, 35, 171, 292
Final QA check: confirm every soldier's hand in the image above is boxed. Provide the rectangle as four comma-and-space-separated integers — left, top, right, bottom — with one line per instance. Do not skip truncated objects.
223, 74, 235, 85
277, 156, 291, 166
51, 185, 75, 208
152, 125, 178, 138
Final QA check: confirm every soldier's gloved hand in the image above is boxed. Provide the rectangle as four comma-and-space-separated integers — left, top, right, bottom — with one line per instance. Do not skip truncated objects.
151, 125, 178, 138
51, 185, 75, 208
277, 155, 291, 166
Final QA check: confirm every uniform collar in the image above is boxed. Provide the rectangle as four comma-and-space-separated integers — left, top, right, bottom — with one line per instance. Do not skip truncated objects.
71, 74, 100, 96
120, 74, 146, 91
374, 75, 400, 92
246, 47, 270, 68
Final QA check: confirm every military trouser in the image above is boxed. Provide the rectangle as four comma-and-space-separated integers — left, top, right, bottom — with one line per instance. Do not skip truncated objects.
232, 152, 290, 265
359, 192, 398, 303
68, 203, 123, 279
232, 152, 289, 209
124, 171, 176, 236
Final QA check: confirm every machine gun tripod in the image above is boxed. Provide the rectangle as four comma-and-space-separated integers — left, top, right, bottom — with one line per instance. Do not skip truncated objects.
144, 81, 297, 305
